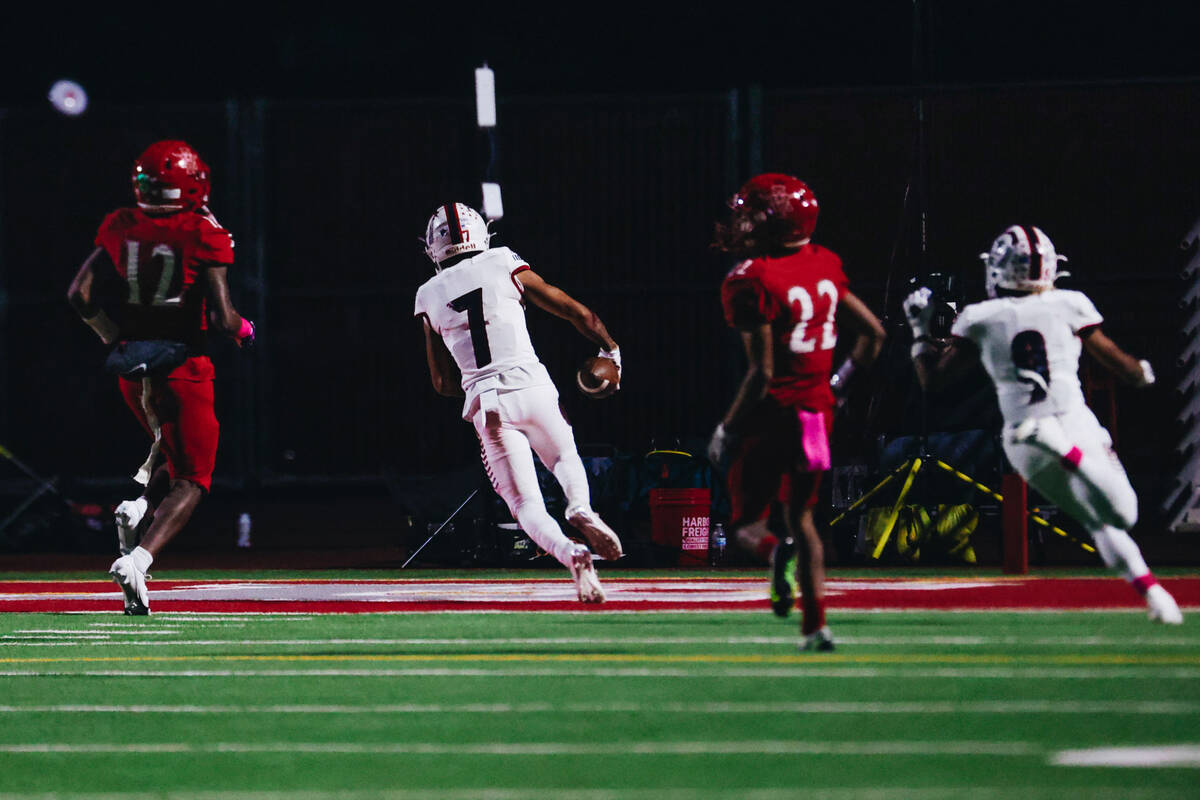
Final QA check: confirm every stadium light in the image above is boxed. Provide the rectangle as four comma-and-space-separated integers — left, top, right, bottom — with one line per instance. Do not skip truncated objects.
476, 64, 502, 220
48, 80, 88, 116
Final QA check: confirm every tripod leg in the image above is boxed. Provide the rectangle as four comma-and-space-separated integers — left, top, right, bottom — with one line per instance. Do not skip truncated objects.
402, 489, 479, 569
830, 460, 917, 527
0, 483, 54, 535
869, 458, 924, 560
932, 459, 1097, 555
933, 460, 1003, 503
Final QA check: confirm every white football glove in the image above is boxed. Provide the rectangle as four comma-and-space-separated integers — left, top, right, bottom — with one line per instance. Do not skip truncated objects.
599, 346, 621, 383
903, 287, 934, 340
708, 422, 735, 466
1136, 359, 1155, 388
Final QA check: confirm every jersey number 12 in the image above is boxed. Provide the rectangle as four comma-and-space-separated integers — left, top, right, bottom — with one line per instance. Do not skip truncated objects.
124, 241, 183, 305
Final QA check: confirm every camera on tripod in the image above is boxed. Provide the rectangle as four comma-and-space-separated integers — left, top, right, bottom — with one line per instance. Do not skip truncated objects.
910, 271, 961, 339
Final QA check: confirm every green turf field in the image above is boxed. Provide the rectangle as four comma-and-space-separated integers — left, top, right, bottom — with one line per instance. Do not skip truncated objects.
0, 600, 1197, 798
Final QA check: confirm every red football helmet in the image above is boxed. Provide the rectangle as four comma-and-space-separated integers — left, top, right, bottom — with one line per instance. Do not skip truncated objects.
715, 173, 819, 255
131, 140, 211, 213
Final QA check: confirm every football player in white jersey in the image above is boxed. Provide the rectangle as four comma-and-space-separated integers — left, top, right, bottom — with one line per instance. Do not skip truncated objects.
905, 225, 1182, 624
414, 203, 623, 602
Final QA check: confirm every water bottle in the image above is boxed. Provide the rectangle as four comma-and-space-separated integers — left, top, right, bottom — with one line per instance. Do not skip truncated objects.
236, 513, 252, 548
710, 523, 726, 566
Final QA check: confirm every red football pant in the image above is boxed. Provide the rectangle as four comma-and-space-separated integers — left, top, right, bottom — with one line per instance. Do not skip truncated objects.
119, 368, 218, 492
727, 403, 832, 524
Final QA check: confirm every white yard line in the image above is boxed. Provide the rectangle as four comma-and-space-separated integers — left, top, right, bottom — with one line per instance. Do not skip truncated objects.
9, 629, 178, 635
0, 666, 1198, 679
0, 739, 1043, 756
1052, 744, 1200, 767
0, 700, 1193, 715
2, 635, 1198, 647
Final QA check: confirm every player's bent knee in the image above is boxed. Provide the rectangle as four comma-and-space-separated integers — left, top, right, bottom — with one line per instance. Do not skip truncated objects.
1092, 482, 1138, 531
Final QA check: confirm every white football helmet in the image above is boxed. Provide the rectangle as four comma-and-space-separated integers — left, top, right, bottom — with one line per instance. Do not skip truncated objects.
981, 225, 1068, 298
424, 202, 490, 268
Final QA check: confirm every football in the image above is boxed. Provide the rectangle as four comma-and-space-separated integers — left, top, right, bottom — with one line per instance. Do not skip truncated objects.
576, 356, 619, 399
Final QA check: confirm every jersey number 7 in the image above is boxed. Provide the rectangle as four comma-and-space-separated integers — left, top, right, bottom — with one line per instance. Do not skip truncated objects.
450, 288, 493, 368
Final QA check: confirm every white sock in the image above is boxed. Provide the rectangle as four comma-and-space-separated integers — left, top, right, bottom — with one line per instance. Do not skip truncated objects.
130, 546, 154, 574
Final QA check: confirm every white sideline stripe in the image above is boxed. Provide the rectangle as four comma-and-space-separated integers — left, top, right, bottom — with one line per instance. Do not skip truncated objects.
88, 623, 187, 628
4, 635, 1200, 647
1052, 744, 1200, 767
0, 739, 1042, 756
0, 700, 1194, 715
1, 666, 1199, 680
12, 629, 179, 635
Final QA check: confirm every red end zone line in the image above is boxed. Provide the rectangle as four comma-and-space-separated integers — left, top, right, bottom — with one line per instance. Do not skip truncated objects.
0, 577, 1196, 614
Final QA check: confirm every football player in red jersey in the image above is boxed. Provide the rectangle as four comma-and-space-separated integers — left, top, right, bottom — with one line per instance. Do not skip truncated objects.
66, 140, 255, 615
710, 174, 886, 650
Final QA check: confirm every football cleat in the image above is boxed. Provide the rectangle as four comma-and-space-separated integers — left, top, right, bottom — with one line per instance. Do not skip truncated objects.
114, 497, 149, 556
109, 555, 150, 616
769, 537, 798, 618
566, 506, 623, 561
132, 140, 212, 213
801, 626, 835, 652
1146, 584, 1184, 625
423, 202, 491, 267
981, 225, 1068, 298
569, 545, 606, 604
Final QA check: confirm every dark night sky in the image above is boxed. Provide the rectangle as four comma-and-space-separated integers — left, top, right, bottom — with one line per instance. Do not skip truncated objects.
3, 2, 1200, 108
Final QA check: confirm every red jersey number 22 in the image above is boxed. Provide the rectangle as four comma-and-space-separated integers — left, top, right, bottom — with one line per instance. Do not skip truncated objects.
787, 280, 838, 354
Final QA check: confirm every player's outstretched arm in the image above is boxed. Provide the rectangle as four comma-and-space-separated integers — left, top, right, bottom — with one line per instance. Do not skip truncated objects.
204, 267, 255, 347
830, 290, 887, 397
515, 269, 618, 352
839, 290, 887, 367
904, 287, 978, 392
421, 318, 464, 397
1081, 329, 1155, 387
67, 247, 119, 344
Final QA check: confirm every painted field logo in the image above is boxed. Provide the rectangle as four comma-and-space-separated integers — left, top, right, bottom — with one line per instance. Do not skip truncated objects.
682, 516, 710, 551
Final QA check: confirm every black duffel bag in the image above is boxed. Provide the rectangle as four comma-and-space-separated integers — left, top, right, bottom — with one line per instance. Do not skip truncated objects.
104, 340, 190, 379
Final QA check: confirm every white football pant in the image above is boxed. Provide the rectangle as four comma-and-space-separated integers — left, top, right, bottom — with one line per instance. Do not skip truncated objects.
473, 384, 592, 568
1004, 406, 1149, 580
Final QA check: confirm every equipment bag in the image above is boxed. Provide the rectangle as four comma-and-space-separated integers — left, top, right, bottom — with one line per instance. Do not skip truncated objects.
104, 340, 189, 379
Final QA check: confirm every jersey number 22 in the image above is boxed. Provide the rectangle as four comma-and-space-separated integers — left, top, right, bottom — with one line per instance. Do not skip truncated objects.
788, 280, 838, 354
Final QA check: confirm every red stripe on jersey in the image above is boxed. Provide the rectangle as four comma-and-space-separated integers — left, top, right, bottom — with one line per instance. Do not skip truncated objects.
510, 264, 530, 294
